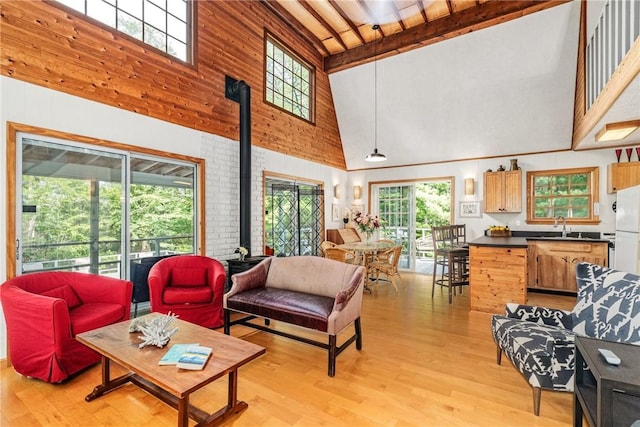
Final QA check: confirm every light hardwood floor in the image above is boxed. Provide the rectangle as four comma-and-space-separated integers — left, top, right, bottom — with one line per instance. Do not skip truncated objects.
1, 273, 577, 426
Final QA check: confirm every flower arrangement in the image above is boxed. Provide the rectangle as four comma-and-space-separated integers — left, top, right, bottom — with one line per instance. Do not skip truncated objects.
353, 212, 382, 239
235, 246, 248, 260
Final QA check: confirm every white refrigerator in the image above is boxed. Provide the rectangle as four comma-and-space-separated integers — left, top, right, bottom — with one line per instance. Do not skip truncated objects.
615, 185, 640, 273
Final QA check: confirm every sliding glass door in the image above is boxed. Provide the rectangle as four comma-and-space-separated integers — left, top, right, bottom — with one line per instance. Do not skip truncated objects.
373, 179, 452, 273
16, 133, 198, 278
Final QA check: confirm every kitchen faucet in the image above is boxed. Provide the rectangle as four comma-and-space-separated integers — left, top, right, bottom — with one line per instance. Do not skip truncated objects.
554, 216, 567, 237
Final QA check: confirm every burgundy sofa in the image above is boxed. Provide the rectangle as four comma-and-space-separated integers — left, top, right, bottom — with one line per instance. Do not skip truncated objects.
0, 271, 132, 383
148, 255, 226, 328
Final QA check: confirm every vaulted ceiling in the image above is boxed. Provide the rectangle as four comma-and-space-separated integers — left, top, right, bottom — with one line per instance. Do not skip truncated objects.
263, 0, 640, 170
263, 0, 568, 72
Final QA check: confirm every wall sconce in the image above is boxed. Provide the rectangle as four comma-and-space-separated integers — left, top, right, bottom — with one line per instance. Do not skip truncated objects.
464, 178, 475, 196
353, 185, 362, 200
334, 184, 341, 199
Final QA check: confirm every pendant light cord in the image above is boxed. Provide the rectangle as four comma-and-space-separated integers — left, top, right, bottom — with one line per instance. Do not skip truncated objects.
373, 24, 378, 152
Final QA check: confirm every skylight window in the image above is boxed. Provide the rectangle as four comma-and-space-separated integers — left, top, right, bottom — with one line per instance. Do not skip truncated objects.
55, 0, 192, 63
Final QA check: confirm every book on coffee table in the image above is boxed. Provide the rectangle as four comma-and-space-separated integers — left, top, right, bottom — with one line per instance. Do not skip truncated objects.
176, 345, 212, 370
158, 343, 199, 366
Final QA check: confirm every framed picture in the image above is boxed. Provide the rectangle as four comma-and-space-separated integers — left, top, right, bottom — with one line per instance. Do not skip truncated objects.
350, 204, 364, 216
459, 200, 482, 218
332, 204, 341, 221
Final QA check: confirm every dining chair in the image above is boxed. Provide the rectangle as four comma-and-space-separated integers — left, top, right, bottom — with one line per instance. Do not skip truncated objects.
368, 245, 403, 292
324, 247, 359, 265
372, 239, 395, 264
320, 240, 338, 257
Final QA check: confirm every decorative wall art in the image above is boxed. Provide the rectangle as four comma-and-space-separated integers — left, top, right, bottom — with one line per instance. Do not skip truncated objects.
331, 204, 341, 221
459, 201, 482, 218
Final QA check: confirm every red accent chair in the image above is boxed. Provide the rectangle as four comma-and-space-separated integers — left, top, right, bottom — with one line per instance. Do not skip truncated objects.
148, 255, 226, 328
0, 271, 132, 383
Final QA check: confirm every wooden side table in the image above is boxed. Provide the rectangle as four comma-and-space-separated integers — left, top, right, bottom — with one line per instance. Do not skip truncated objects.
574, 336, 640, 427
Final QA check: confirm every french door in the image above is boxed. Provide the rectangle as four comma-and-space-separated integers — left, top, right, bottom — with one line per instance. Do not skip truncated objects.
265, 176, 324, 257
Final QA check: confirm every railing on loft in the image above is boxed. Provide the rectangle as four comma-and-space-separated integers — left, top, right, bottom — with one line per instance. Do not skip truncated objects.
586, 0, 640, 109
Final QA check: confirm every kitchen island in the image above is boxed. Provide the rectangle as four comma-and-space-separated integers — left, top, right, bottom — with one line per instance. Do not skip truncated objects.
468, 234, 610, 313
468, 236, 529, 313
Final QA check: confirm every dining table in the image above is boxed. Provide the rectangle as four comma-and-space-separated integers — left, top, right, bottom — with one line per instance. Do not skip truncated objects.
337, 240, 395, 291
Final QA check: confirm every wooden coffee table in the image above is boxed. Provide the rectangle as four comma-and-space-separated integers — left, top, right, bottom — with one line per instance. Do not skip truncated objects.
76, 315, 265, 427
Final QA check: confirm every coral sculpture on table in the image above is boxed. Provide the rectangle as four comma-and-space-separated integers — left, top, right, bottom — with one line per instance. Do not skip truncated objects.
130, 312, 179, 348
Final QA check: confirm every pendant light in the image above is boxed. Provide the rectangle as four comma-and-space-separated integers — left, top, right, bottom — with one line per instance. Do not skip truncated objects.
365, 24, 387, 163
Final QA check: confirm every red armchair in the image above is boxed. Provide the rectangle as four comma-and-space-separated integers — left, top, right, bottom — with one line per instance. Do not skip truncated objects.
0, 271, 132, 383
148, 255, 226, 328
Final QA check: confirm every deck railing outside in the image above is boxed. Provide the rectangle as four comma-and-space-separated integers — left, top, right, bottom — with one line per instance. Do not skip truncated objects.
21, 235, 193, 276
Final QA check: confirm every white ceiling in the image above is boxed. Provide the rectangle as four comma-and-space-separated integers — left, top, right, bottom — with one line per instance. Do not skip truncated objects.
329, 1, 640, 170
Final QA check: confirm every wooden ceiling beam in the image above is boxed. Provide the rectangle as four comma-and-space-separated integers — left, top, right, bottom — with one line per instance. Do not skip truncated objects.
259, 0, 330, 57
324, 0, 570, 73
327, 0, 366, 45
299, 0, 348, 52
416, 1, 429, 23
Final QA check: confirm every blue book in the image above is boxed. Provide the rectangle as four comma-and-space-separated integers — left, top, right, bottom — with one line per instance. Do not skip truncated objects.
176, 345, 212, 370
158, 343, 199, 366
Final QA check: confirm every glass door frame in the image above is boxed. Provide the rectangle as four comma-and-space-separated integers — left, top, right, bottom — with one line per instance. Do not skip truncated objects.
368, 177, 454, 273
263, 171, 325, 257
5, 122, 205, 279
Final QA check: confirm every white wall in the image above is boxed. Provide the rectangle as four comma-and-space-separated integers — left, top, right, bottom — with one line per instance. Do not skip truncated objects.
0, 77, 348, 359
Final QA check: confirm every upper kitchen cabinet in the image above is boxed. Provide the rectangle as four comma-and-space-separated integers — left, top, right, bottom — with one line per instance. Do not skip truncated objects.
607, 162, 640, 193
483, 170, 522, 213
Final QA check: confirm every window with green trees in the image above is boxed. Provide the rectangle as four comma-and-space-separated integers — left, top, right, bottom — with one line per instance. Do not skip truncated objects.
265, 33, 315, 122
54, 0, 192, 62
527, 167, 599, 224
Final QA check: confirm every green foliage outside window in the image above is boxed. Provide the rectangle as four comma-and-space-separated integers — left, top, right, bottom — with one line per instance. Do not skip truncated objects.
532, 173, 590, 219
265, 34, 314, 122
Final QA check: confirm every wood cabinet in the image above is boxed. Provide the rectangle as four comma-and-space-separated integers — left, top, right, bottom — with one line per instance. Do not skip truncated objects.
326, 228, 360, 244
469, 244, 527, 313
607, 162, 640, 193
527, 240, 608, 293
483, 170, 522, 213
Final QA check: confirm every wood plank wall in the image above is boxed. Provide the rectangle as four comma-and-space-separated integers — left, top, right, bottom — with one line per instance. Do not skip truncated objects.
0, 0, 347, 170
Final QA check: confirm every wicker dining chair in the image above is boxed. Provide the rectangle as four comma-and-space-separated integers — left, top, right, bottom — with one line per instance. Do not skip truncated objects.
368, 245, 403, 292
324, 247, 359, 265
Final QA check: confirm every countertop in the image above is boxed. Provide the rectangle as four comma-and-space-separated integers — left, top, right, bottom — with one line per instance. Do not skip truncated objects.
469, 235, 610, 247
468, 236, 529, 247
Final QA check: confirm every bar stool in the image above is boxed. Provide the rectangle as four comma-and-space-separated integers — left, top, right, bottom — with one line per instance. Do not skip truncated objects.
431, 225, 469, 303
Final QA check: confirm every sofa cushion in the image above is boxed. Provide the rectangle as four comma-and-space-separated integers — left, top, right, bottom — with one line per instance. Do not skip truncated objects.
227, 288, 334, 332
70, 303, 125, 334
170, 267, 207, 287
41, 284, 82, 309
573, 263, 640, 344
163, 286, 212, 304
492, 315, 575, 390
